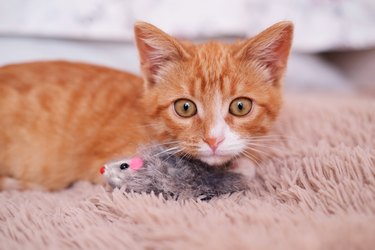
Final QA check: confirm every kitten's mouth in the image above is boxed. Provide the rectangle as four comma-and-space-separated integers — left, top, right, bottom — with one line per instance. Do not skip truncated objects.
198, 154, 233, 166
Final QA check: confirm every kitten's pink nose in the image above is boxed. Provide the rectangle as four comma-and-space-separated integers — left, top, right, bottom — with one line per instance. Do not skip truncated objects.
204, 137, 224, 152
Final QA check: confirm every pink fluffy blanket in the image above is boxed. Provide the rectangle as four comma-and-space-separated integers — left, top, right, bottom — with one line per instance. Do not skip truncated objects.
1, 93, 374, 250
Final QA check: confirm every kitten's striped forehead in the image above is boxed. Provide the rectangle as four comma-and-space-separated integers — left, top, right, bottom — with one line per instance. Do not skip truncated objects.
188, 42, 235, 99
196, 42, 230, 85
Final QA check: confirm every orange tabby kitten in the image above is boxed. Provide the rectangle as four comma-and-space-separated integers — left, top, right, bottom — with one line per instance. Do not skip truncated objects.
0, 21, 293, 190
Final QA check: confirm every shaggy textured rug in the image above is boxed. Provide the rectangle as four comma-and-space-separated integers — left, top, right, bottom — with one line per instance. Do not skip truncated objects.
1, 93, 374, 250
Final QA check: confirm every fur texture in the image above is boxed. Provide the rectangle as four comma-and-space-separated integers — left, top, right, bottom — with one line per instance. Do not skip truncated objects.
102, 146, 247, 199
0, 21, 293, 190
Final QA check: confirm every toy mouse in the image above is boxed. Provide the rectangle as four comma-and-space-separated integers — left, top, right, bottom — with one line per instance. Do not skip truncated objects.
100, 146, 248, 200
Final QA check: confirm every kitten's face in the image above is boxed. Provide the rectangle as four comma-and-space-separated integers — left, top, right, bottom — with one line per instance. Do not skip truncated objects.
135, 22, 293, 165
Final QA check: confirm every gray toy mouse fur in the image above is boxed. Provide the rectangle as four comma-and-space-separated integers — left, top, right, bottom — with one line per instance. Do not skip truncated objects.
101, 146, 248, 200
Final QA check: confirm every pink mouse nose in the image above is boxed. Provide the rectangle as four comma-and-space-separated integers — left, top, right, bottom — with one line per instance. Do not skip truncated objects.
100, 166, 105, 175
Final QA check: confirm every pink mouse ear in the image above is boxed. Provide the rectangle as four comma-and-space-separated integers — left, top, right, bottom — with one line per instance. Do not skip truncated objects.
129, 157, 143, 170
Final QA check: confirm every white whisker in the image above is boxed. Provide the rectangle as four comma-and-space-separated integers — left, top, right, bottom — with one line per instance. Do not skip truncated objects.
140, 140, 180, 150
244, 141, 284, 154
245, 134, 299, 142
240, 151, 261, 168
153, 146, 181, 157
244, 146, 284, 165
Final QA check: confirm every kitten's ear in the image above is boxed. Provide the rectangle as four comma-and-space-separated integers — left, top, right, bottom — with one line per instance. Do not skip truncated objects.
134, 22, 190, 87
234, 21, 294, 84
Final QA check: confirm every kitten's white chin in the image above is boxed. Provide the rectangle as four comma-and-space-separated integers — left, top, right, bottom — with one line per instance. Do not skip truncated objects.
199, 155, 233, 166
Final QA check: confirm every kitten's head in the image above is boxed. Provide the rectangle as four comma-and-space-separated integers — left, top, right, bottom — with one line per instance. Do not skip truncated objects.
135, 21, 293, 166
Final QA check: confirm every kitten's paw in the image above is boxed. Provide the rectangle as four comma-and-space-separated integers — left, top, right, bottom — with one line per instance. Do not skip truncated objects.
230, 158, 256, 179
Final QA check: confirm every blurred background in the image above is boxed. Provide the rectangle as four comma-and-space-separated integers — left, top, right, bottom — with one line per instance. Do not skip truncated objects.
0, 0, 374, 95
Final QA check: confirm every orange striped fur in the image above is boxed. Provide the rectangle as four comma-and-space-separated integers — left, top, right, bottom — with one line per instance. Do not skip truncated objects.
0, 21, 293, 190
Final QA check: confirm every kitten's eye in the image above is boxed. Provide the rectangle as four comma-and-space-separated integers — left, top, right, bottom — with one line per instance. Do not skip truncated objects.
174, 99, 197, 118
120, 163, 129, 170
229, 97, 252, 116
